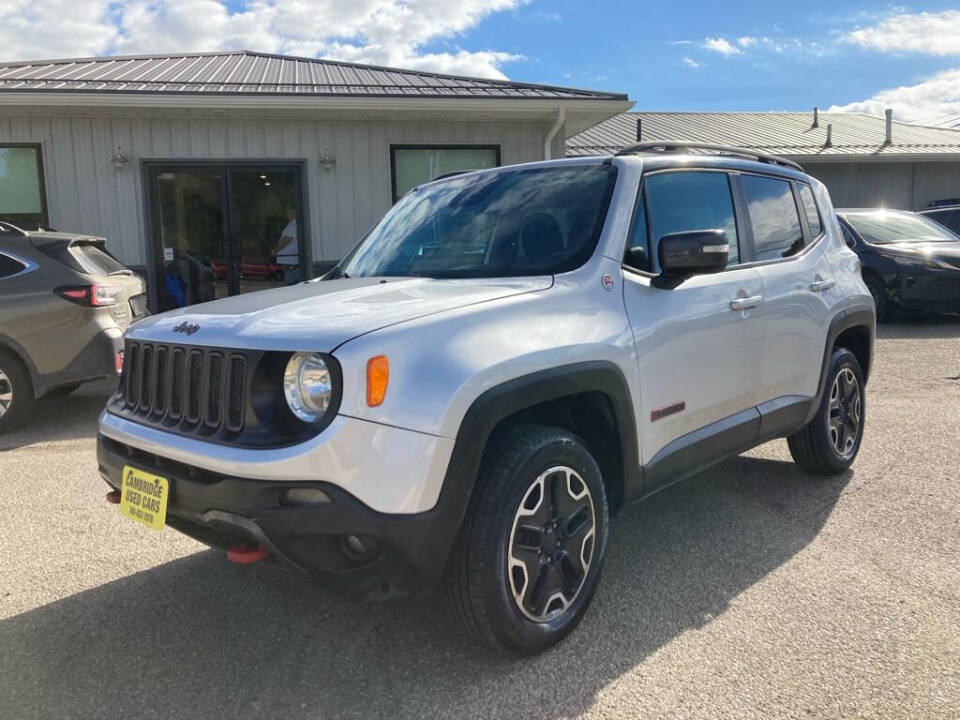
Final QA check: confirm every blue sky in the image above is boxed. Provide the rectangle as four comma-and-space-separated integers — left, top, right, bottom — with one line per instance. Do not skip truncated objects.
1, 1, 959, 124
454, 1, 960, 121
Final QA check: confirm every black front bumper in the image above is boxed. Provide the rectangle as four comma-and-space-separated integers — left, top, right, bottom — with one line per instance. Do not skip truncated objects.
97, 433, 456, 602
884, 272, 960, 312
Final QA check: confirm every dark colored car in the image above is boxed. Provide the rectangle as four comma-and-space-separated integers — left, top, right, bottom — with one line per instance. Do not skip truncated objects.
836, 209, 960, 321
919, 204, 960, 236
0, 222, 147, 432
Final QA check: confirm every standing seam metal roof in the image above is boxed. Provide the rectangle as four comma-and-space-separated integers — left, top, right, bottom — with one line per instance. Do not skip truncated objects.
0, 50, 627, 100
566, 111, 960, 157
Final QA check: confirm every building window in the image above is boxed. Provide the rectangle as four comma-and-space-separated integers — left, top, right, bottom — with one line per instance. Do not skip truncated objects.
0, 145, 47, 228
390, 145, 500, 202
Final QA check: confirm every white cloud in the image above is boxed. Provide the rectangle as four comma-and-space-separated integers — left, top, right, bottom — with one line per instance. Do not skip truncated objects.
829, 67, 960, 124
702, 37, 740, 55
844, 9, 960, 56
0, 0, 118, 60
0, 0, 526, 79
737, 36, 756, 48
681, 56, 701, 69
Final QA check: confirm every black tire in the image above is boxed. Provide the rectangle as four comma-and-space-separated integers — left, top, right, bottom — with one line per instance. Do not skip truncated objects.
864, 274, 888, 323
443, 424, 609, 655
788, 348, 865, 475
0, 349, 36, 434
44, 382, 81, 398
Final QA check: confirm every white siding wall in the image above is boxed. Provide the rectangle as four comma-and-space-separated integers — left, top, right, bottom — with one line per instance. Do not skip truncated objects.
806, 161, 960, 211
0, 113, 555, 266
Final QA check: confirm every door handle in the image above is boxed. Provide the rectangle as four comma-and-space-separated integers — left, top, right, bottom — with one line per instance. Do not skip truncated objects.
809, 278, 836, 292
730, 295, 762, 311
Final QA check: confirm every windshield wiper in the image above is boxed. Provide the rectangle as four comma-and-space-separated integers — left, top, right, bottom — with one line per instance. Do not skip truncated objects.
324, 266, 350, 280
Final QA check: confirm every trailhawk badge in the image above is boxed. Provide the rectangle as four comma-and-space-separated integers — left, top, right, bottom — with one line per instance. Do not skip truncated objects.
173, 321, 200, 335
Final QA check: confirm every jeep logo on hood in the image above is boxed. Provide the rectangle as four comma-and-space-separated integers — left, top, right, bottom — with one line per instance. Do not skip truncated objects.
172, 321, 200, 335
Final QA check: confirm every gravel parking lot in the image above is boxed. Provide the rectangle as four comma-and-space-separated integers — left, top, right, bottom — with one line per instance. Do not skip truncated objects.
1, 318, 958, 719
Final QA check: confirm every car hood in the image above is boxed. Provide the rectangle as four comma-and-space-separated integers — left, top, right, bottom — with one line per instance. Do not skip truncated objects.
127, 276, 553, 350
876, 241, 960, 261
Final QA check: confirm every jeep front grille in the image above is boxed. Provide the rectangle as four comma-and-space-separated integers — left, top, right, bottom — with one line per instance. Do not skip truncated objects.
119, 341, 247, 435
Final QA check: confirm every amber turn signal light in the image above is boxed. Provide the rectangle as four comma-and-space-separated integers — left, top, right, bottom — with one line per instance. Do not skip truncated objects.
366, 355, 389, 407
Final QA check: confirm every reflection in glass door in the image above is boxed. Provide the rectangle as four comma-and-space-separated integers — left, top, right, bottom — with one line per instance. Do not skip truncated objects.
148, 163, 305, 311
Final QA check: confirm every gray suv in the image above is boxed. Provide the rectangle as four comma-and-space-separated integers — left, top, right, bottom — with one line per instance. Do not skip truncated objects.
0, 222, 146, 432
97, 143, 875, 654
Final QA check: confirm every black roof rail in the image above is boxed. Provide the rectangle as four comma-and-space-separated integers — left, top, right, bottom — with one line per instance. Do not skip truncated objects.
615, 141, 803, 172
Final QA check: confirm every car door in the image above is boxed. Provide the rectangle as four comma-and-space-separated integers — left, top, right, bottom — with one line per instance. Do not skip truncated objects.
738, 175, 837, 426
621, 169, 766, 490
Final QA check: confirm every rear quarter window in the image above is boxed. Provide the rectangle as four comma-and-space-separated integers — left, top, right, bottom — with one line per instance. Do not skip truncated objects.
0, 252, 27, 279
798, 184, 823, 237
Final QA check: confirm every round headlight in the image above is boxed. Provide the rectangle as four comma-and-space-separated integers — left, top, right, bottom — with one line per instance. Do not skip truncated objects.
283, 353, 333, 422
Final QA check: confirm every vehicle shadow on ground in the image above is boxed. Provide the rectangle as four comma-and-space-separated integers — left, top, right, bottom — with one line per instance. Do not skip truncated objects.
0, 453, 850, 719
877, 313, 960, 340
0, 380, 114, 451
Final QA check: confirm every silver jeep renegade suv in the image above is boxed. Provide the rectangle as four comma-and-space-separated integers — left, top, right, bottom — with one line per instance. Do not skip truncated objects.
98, 143, 875, 655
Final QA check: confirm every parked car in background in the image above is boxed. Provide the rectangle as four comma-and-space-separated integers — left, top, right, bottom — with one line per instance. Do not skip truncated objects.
836, 209, 960, 321
98, 145, 874, 654
919, 202, 960, 237
0, 222, 146, 432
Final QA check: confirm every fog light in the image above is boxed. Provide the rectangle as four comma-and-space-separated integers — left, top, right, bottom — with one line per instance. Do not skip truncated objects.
341, 534, 380, 562
282, 487, 332, 505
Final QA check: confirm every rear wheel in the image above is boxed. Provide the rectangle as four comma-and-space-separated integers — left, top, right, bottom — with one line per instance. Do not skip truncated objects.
0, 349, 35, 434
443, 424, 609, 655
788, 348, 865, 475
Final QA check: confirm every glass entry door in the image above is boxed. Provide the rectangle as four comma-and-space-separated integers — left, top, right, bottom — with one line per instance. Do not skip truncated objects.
147, 163, 305, 311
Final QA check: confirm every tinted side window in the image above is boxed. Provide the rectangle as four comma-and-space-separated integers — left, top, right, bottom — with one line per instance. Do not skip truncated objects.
926, 209, 960, 234
0, 252, 27, 279
644, 172, 740, 270
741, 175, 804, 261
798, 184, 822, 237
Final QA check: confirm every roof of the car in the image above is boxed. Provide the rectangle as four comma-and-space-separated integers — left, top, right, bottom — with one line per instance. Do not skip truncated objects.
418, 151, 809, 194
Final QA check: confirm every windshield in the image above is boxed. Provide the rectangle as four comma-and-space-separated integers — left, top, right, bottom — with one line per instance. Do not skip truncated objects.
844, 212, 958, 245
338, 164, 618, 279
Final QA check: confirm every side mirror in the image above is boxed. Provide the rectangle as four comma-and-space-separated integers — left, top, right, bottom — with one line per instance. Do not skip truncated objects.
657, 229, 729, 284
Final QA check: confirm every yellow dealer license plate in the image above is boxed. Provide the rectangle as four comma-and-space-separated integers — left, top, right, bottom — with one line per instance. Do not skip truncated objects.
120, 466, 169, 531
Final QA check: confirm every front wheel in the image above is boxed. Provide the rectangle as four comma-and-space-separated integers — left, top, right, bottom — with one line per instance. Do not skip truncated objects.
864, 274, 888, 323
443, 424, 609, 655
788, 347, 865, 475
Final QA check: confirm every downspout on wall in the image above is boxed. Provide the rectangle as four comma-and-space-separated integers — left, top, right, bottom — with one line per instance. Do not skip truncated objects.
544, 107, 566, 160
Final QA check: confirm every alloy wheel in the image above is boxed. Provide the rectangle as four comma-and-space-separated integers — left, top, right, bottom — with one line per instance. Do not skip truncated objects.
507, 466, 596, 622
0, 368, 12, 418
827, 367, 861, 459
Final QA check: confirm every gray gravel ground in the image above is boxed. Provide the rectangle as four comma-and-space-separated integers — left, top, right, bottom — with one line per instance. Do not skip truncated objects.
1, 317, 958, 719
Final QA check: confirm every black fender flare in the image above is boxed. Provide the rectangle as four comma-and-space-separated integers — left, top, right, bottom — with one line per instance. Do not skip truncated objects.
422, 361, 640, 579
0, 332, 41, 397
805, 306, 875, 424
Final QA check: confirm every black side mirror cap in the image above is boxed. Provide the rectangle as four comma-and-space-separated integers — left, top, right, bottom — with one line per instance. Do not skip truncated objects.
655, 229, 729, 286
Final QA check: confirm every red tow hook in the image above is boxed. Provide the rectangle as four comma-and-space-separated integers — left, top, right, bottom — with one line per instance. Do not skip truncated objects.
226, 545, 269, 564
106, 490, 121, 504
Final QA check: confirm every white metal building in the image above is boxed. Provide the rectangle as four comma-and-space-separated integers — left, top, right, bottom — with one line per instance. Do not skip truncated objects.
0, 51, 629, 309
568, 110, 960, 211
